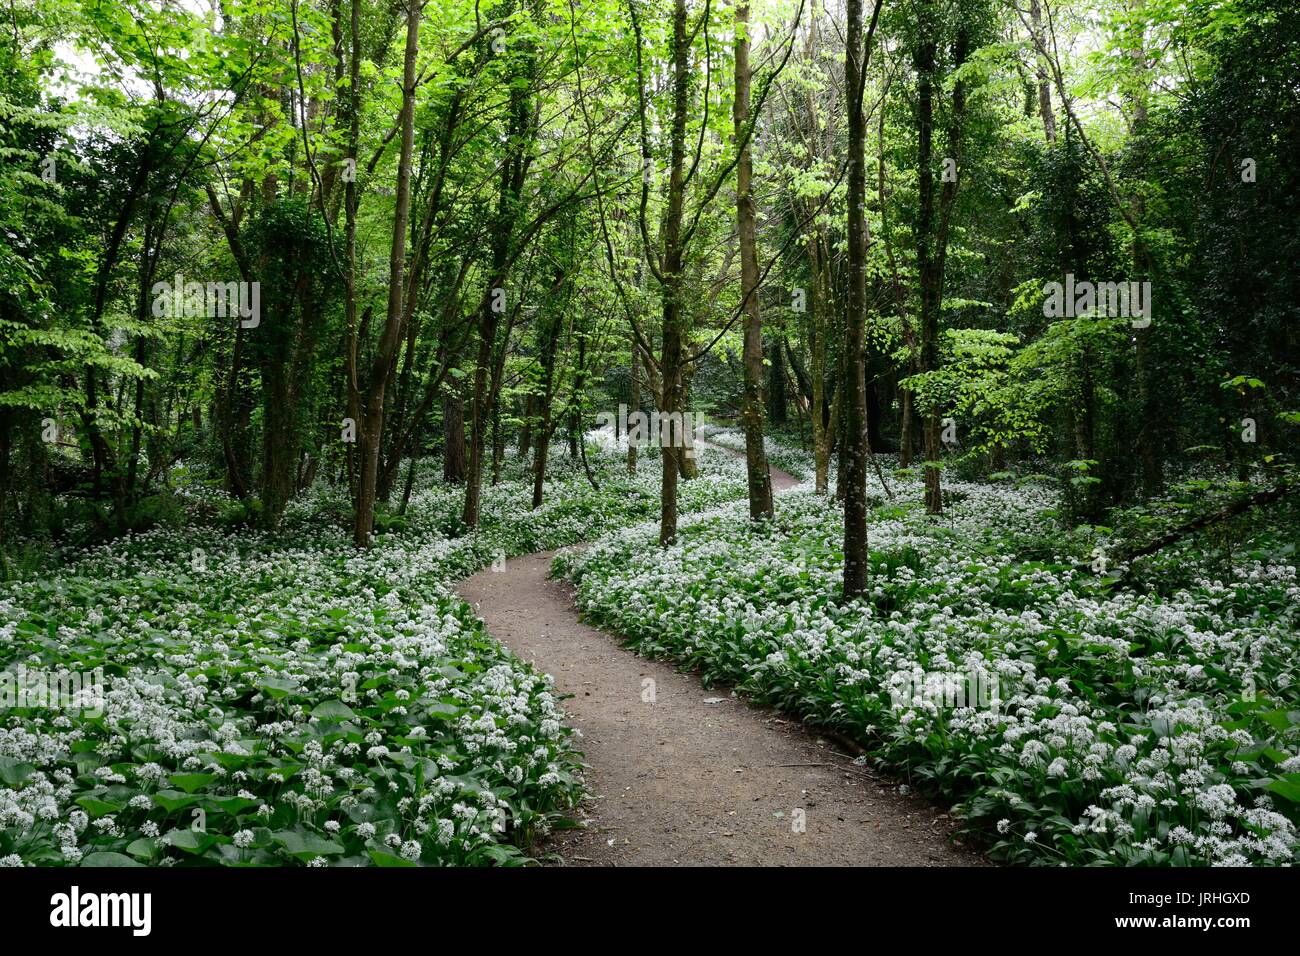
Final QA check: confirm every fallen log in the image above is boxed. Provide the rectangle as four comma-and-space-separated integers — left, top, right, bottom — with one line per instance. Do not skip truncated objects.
1121, 481, 1294, 564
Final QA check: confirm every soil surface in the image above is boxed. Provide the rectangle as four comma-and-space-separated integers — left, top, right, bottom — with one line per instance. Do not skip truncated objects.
456, 451, 982, 866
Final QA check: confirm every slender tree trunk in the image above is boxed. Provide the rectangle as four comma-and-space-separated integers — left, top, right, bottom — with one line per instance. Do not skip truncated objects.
353, 1, 418, 546
0, 408, 11, 576
677, 372, 698, 479
735, 1, 774, 521
399, 448, 419, 513
531, 414, 554, 508
339, 0, 362, 509
443, 390, 467, 482
518, 393, 533, 461
490, 401, 504, 485
657, 0, 690, 546
627, 337, 639, 474
1028, 0, 1056, 142
531, 304, 564, 508
915, 2, 942, 515
809, 235, 830, 494
124, 295, 151, 511
899, 388, 914, 468
842, 0, 879, 597
462, 251, 510, 524
488, 298, 519, 490
914, 0, 968, 516
767, 337, 788, 425
834, 339, 849, 503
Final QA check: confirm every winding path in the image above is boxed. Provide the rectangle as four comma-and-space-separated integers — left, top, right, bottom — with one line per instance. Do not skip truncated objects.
457, 450, 981, 866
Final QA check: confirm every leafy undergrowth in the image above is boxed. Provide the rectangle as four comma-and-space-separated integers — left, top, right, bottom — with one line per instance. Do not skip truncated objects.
0, 444, 750, 866
557, 465, 1300, 866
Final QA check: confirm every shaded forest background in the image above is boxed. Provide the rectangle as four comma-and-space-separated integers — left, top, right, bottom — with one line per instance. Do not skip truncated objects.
1, 0, 1296, 582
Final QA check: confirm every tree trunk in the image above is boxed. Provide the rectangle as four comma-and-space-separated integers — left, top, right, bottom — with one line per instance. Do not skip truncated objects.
1028, 0, 1056, 142
352, 2, 418, 546
767, 337, 788, 426
0, 408, 10, 576
531, 301, 564, 508
914, 0, 968, 516
490, 399, 504, 485
657, 0, 690, 546
807, 231, 833, 495
443, 389, 467, 483
677, 373, 698, 480
841, 0, 879, 598
399, 449, 419, 513
735, 1, 774, 521
518, 392, 533, 461
899, 388, 914, 468
627, 337, 640, 474
915, 2, 942, 515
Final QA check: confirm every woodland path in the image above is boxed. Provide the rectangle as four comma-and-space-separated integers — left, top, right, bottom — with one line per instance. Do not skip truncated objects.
457, 447, 982, 866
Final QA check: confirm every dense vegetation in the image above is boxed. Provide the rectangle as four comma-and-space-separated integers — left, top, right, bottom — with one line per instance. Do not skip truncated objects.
0, 444, 753, 865
1, 0, 1296, 867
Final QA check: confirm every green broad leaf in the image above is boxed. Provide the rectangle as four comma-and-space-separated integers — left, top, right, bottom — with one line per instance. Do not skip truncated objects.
211, 796, 261, 815
80, 851, 144, 867
369, 849, 418, 866
259, 676, 301, 698
311, 699, 356, 721
0, 757, 37, 787
152, 789, 199, 812
272, 829, 346, 859
479, 844, 523, 865
75, 796, 125, 818
163, 829, 215, 854
126, 838, 159, 861
1266, 775, 1300, 804
1258, 709, 1294, 733
216, 844, 249, 865
169, 772, 218, 793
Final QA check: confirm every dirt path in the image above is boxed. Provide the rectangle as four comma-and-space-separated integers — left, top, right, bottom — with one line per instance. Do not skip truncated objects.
457, 452, 980, 866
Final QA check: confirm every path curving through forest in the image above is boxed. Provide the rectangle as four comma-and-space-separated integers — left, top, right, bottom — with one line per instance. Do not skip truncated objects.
457, 449, 981, 866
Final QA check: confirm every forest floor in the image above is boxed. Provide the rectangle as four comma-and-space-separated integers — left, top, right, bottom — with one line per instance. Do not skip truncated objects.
458, 449, 981, 866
